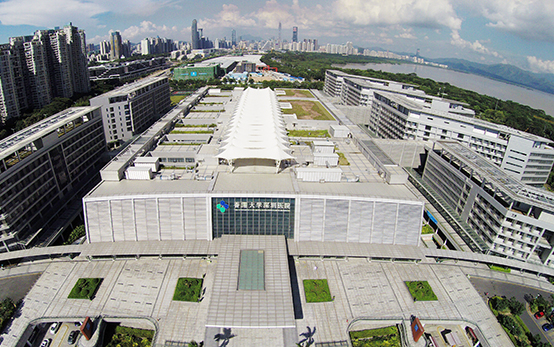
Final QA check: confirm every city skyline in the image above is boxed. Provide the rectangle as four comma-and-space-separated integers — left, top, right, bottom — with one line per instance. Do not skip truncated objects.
0, 0, 553, 74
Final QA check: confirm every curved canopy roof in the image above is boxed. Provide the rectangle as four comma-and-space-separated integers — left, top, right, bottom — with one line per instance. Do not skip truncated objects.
217, 88, 293, 162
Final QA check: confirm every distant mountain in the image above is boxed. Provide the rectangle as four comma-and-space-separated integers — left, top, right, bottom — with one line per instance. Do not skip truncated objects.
429, 58, 554, 95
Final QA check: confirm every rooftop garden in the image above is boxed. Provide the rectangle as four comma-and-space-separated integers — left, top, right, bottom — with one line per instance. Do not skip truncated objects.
281, 100, 335, 120
278, 89, 315, 98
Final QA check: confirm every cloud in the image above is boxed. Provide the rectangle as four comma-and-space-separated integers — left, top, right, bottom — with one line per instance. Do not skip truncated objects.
450, 30, 500, 57
395, 28, 417, 40
466, 0, 554, 42
333, 0, 461, 30
121, 21, 181, 41
0, 0, 104, 27
198, 4, 256, 30
0, 0, 172, 28
527, 56, 554, 74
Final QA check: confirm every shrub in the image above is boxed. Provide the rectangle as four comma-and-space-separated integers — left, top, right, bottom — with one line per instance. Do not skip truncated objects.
68, 278, 103, 300
173, 278, 203, 302
405, 281, 438, 301
303, 279, 333, 303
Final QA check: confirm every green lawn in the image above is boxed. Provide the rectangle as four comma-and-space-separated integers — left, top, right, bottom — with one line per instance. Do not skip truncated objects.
303, 279, 333, 303
281, 100, 335, 120
170, 95, 186, 105
280, 89, 315, 98
405, 281, 437, 301
350, 326, 401, 347
288, 130, 330, 138
68, 278, 103, 300
173, 278, 203, 302
421, 224, 434, 234
337, 152, 350, 165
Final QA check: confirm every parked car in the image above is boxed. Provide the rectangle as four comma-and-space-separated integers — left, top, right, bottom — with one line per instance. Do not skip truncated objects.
542, 323, 553, 332
535, 311, 545, 319
74, 321, 82, 327
40, 338, 52, 347
49, 322, 59, 334
68, 330, 79, 344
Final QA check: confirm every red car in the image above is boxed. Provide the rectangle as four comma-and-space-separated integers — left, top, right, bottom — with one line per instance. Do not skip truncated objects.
535, 311, 545, 319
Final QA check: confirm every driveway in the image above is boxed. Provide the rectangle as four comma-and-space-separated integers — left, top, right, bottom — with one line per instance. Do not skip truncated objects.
470, 276, 554, 345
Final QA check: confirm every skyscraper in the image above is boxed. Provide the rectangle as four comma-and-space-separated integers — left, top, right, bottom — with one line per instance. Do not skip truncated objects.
0, 24, 90, 122
191, 19, 200, 49
292, 26, 298, 43
231, 29, 236, 47
278, 22, 282, 43
110, 31, 122, 60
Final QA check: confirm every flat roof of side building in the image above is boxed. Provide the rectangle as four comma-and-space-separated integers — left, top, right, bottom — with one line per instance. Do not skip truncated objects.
0, 106, 100, 160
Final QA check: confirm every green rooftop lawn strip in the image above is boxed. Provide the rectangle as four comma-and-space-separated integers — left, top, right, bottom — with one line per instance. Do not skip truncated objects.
173, 278, 203, 302
350, 326, 401, 347
489, 264, 511, 273
174, 123, 217, 128
405, 281, 437, 301
68, 278, 103, 300
190, 109, 224, 113
170, 130, 214, 134
288, 130, 330, 138
303, 279, 333, 303
337, 152, 350, 165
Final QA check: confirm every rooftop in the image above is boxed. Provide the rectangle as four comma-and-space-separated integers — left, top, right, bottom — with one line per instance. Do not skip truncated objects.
93, 76, 167, 98
377, 91, 552, 143
436, 141, 554, 210
0, 106, 99, 160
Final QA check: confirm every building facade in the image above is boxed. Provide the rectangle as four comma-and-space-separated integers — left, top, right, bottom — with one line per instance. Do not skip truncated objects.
0, 107, 106, 252
90, 76, 171, 144
0, 24, 90, 122
423, 141, 554, 267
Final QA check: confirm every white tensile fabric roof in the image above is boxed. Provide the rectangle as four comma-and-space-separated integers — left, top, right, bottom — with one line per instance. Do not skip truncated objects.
217, 88, 293, 162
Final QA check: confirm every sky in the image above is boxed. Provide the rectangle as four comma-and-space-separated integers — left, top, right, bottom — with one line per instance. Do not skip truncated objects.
0, 0, 554, 74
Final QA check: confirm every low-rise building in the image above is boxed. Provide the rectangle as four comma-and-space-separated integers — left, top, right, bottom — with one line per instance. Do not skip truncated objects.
370, 91, 554, 186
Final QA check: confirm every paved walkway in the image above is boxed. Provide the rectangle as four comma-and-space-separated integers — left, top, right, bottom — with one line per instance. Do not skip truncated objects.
4, 245, 550, 346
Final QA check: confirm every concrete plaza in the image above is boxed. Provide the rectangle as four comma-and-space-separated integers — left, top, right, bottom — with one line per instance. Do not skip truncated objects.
0, 237, 516, 347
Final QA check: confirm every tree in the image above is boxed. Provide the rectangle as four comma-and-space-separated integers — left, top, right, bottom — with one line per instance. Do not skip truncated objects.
507, 297, 525, 316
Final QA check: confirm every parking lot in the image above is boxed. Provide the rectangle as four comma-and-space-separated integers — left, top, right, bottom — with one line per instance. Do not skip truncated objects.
30, 322, 81, 347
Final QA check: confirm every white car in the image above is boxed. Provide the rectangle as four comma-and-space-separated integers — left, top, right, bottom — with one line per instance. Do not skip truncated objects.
49, 322, 59, 334
40, 338, 52, 347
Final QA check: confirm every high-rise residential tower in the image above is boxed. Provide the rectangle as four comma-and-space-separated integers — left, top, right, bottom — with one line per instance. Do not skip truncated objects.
292, 26, 298, 42
0, 24, 90, 123
110, 31, 122, 60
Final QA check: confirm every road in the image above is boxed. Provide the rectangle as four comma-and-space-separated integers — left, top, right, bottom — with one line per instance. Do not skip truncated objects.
0, 273, 41, 302
470, 276, 554, 345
